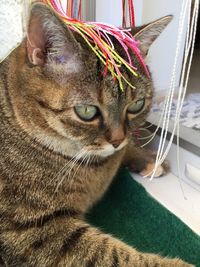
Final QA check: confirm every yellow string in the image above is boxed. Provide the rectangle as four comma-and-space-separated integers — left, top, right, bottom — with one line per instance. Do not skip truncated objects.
30, 0, 139, 91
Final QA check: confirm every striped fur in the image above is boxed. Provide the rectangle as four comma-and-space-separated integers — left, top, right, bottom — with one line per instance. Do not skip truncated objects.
0, 3, 192, 267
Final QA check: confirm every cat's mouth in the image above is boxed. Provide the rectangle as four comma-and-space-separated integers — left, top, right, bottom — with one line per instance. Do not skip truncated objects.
85, 139, 128, 158
64, 144, 126, 168
66, 141, 127, 167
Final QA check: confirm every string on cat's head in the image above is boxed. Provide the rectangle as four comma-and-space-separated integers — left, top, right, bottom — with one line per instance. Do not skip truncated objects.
29, 0, 150, 91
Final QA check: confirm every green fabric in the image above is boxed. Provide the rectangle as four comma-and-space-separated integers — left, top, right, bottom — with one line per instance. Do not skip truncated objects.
87, 168, 200, 266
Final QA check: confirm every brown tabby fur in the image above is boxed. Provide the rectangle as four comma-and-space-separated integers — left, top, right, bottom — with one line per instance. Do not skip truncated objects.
0, 3, 192, 267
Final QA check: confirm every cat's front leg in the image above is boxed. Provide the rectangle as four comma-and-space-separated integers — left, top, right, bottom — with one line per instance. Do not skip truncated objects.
57, 220, 193, 267
1, 217, 192, 267
122, 144, 169, 177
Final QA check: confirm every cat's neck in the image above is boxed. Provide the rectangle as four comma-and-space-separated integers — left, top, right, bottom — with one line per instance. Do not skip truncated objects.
0, 47, 125, 222
0, 56, 68, 186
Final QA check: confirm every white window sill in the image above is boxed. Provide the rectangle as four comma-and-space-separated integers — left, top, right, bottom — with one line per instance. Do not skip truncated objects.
132, 172, 200, 235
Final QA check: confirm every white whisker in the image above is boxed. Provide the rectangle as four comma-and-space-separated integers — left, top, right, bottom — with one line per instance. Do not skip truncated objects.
54, 149, 86, 192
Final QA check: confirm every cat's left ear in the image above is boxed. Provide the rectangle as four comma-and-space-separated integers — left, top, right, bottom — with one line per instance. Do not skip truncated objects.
27, 2, 82, 72
132, 16, 173, 58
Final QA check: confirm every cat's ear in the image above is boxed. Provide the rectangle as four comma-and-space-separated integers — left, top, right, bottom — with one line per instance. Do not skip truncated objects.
27, 3, 81, 71
132, 16, 173, 58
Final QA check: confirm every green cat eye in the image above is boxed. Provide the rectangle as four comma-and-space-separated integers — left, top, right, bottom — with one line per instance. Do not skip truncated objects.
74, 105, 98, 121
127, 98, 145, 114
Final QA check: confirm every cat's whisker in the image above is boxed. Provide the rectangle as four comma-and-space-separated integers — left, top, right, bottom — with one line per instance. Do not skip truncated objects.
68, 151, 90, 191
139, 129, 158, 147
40, 151, 77, 193
54, 149, 87, 192
55, 149, 85, 178
66, 150, 87, 176
42, 149, 85, 194
69, 150, 93, 190
73, 152, 97, 195
87, 155, 93, 169
88, 154, 96, 168
61, 150, 90, 194
85, 153, 91, 167
55, 156, 83, 190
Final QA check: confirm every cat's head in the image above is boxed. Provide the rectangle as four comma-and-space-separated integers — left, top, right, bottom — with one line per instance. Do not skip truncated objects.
11, 3, 172, 159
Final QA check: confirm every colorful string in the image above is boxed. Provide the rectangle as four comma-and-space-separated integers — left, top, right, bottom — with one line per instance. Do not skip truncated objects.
38, 0, 149, 91
129, 0, 135, 27
122, 0, 135, 28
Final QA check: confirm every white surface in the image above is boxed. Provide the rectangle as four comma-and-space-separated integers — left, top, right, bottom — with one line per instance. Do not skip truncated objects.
133, 0, 144, 25
126, 0, 144, 26
148, 112, 200, 149
96, 0, 123, 26
141, 0, 188, 91
132, 172, 200, 235
95, 0, 143, 26
152, 93, 200, 129
166, 139, 200, 191
0, 0, 23, 62
186, 164, 200, 186
146, 131, 200, 190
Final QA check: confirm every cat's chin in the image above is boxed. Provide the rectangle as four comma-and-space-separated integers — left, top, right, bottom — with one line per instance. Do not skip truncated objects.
86, 140, 128, 158
92, 149, 115, 158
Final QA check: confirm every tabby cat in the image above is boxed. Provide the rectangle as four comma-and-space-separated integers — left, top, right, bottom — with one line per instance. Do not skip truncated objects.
0, 2, 193, 267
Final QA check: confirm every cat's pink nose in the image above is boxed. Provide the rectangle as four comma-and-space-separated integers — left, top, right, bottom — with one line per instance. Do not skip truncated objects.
109, 127, 125, 148
111, 138, 125, 148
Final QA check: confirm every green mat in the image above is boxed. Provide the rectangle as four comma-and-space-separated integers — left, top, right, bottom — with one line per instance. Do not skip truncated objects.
87, 168, 200, 266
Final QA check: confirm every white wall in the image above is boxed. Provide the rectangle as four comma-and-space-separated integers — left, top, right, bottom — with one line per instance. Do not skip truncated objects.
130, 0, 143, 25
0, 0, 23, 62
82, 0, 96, 21
142, 0, 187, 91
0, 0, 94, 62
96, 0, 143, 26
96, 0, 123, 26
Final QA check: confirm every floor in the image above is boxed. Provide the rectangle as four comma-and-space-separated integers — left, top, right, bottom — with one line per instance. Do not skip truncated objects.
132, 172, 200, 236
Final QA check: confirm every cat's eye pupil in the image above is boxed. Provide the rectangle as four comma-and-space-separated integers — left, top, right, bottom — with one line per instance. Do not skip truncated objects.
85, 107, 89, 114
74, 105, 98, 121
127, 98, 145, 114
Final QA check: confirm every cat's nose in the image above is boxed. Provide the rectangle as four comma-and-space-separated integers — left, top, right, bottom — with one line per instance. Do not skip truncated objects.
106, 126, 126, 148
111, 139, 125, 148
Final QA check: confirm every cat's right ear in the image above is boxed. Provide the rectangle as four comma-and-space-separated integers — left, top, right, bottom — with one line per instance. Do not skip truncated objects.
131, 16, 173, 58
26, 3, 81, 69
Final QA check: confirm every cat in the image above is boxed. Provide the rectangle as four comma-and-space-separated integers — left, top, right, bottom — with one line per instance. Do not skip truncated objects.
0, 2, 193, 267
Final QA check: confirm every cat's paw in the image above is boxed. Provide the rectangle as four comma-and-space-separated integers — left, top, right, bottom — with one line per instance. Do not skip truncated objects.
162, 258, 194, 267
139, 160, 169, 178
128, 159, 169, 178
143, 255, 194, 267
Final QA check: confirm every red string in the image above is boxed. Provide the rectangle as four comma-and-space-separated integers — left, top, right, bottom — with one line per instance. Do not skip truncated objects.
129, 0, 135, 27
78, 0, 82, 20
122, 0, 127, 28
66, 0, 80, 18
66, 0, 68, 16
71, 0, 74, 17
122, 0, 135, 28
67, 0, 71, 17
